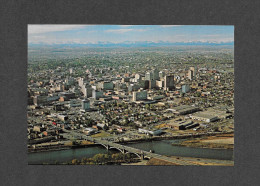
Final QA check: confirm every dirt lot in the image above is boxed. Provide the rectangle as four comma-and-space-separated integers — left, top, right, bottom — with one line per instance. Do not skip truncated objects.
146, 156, 233, 166
202, 137, 234, 144
174, 133, 234, 149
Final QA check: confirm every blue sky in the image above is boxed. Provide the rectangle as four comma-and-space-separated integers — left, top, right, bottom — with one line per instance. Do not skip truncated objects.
28, 25, 234, 44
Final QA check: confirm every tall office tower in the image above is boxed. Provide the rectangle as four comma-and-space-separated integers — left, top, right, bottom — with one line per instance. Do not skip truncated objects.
135, 74, 141, 81
189, 67, 196, 78
188, 70, 193, 80
152, 69, 159, 80
149, 80, 156, 89
78, 77, 84, 87
164, 75, 175, 91
82, 99, 90, 110
159, 71, 165, 79
138, 80, 149, 90
82, 87, 93, 98
145, 72, 153, 81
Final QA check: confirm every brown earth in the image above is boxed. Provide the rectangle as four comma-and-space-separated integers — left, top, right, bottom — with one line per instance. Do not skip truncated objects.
146, 158, 180, 165
146, 156, 234, 166
174, 133, 234, 149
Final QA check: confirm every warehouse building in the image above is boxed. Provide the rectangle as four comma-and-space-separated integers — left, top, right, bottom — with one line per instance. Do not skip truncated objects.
191, 112, 219, 122
172, 105, 199, 115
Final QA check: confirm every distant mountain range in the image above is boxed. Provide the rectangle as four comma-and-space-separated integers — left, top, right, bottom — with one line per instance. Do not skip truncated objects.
28, 41, 234, 47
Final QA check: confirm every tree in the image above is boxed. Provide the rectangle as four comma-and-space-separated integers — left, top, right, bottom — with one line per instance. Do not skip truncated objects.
124, 116, 129, 125
71, 159, 79, 165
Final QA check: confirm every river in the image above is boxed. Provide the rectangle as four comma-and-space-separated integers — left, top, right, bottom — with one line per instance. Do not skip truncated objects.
28, 139, 234, 164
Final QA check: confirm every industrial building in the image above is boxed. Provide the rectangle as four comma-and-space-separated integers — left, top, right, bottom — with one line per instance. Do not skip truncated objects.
138, 128, 162, 136
191, 112, 219, 122
172, 105, 199, 115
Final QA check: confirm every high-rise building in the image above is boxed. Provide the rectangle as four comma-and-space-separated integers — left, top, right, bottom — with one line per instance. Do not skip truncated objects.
182, 84, 190, 93
189, 67, 196, 78
145, 72, 153, 81
149, 80, 156, 89
159, 71, 165, 79
65, 77, 75, 85
82, 99, 90, 110
78, 77, 85, 87
134, 74, 141, 82
156, 80, 164, 88
152, 69, 159, 80
128, 84, 140, 92
164, 75, 175, 91
188, 70, 193, 80
92, 90, 103, 100
133, 90, 147, 101
138, 80, 149, 90
82, 86, 93, 98
98, 81, 114, 90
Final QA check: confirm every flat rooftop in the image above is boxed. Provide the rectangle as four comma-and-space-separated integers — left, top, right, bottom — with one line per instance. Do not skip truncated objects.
192, 112, 218, 119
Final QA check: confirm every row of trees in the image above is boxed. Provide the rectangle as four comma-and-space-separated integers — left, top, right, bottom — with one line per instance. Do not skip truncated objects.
71, 153, 135, 165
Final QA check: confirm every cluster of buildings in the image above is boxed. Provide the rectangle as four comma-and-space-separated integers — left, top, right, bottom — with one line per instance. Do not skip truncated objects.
27, 52, 234, 145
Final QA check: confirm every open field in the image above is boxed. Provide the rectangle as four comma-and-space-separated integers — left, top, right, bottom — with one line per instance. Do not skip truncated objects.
91, 131, 112, 138
202, 137, 234, 144
173, 133, 234, 149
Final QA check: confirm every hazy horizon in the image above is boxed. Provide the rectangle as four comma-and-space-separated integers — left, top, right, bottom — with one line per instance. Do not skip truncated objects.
28, 25, 234, 45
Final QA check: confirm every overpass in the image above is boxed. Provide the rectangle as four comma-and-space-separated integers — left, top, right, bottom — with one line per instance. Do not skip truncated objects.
62, 129, 198, 165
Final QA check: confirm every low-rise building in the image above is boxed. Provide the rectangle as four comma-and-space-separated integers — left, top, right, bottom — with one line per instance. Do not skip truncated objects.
172, 105, 199, 115
191, 112, 219, 122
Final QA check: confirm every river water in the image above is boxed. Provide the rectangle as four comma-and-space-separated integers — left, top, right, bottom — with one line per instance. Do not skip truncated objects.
28, 139, 234, 164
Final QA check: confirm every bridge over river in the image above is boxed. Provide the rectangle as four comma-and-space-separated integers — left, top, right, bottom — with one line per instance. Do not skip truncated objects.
62, 129, 198, 166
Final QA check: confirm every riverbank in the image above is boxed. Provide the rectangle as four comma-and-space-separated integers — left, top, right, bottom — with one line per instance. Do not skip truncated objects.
28, 140, 97, 153
146, 156, 234, 166
28, 131, 234, 153
121, 155, 234, 166
171, 133, 234, 150
121, 131, 233, 143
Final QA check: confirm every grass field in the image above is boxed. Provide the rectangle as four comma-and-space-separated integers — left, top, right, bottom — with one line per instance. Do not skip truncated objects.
91, 131, 112, 138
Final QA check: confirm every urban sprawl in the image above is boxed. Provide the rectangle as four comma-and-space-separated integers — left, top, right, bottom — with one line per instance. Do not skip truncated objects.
27, 46, 234, 165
